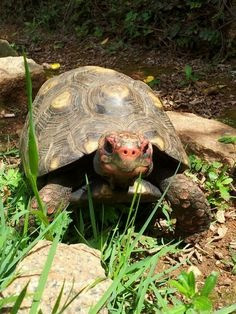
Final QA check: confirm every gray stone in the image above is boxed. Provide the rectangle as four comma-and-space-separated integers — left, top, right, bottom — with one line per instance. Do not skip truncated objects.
0, 39, 18, 57
0, 56, 46, 109
167, 111, 236, 168
3, 240, 111, 313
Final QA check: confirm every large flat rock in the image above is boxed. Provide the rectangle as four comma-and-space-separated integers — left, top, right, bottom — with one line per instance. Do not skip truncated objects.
167, 111, 236, 168
3, 240, 111, 313
0, 56, 46, 109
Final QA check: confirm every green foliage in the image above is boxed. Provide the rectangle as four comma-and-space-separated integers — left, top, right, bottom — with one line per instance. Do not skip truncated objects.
180, 65, 199, 86
188, 155, 233, 210
169, 271, 218, 313
0, 0, 233, 55
218, 135, 236, 144
184, 65, 198, 83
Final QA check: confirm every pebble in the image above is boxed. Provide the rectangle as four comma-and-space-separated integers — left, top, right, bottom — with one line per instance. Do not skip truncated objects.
214, 251, 224, 260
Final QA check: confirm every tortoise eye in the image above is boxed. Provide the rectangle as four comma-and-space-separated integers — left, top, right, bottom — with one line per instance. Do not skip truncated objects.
142, 143, 149, 154
104, 139, 113, 154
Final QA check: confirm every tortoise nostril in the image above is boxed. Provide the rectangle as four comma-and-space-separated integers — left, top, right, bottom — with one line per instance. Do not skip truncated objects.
132, 150, 136, 155
123, 150, 128, 155
104, 139, 113, 154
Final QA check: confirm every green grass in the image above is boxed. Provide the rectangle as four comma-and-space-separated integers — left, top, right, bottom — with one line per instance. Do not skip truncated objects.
0, 56, 235, 313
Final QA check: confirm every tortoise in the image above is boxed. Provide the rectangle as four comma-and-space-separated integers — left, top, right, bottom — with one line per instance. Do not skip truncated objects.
20, 65, 211, 238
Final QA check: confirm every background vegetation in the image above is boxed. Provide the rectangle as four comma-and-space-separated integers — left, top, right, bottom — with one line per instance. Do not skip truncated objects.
0, 0, 235, 57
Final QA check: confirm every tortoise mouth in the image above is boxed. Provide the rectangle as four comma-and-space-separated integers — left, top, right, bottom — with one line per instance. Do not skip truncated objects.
94, 132, 153, 187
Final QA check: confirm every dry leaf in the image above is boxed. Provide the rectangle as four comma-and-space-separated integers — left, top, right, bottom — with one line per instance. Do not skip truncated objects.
101, 37, 109, 45
209, 226, 228, 243
215, 210, 225, 224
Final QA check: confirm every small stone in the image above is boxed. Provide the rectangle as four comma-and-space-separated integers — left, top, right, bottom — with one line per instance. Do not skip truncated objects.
223, 278, 232, 286
214, 251, 224, 260
188, 265, 202, 277
215, 210, 225, 224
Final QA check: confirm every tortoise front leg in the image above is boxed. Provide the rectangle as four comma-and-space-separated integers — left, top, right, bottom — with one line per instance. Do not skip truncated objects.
158, 173, 211, 239
31, 183, 72, 218
17, 183, 72, 232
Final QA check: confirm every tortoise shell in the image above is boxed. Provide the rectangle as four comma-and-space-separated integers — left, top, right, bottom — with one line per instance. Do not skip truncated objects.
20, 66, 189, 176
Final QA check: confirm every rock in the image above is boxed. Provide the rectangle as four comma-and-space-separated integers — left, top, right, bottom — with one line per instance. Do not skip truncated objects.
0, 56, 46, 113
167, 111, 236, 169
0, 39, 18, 57
3, 240, 111, 313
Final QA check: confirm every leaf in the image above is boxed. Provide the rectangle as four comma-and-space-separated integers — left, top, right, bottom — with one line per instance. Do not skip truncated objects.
214, 303, 236, 314
23, 54, 39, 179
219, 185, 230, 200
187, 271, 196, 296
221, 177, 233, 185
184, 65, 192, 81
218, 136, 236, 144
208, 171, 218, 181
211, 161, 222, 169
193, 295, 212, 311
51, 280, 65, 314
200, 271, 218, 297
101, 37, 109, 45
169, 280, 189, 297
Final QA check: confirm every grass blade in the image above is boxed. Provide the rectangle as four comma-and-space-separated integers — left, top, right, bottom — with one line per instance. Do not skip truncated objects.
29, 224, 62, 314
85, 175, 98, 241
10, 282, 29, 314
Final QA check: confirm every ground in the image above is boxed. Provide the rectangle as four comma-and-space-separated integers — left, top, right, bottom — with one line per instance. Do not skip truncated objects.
0, 23, 235, 310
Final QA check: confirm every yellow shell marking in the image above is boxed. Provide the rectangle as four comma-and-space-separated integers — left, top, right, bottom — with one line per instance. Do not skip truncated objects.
102, 85, 130, 98
41, 79, 58, 94
51, 91, 71, 109
151, 136, 165, 151
84, 140, 98, 154
50, 157, 60, 170
149, 92, 163, 109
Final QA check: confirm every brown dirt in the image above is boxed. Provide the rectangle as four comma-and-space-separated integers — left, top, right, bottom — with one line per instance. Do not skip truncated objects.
0, 23, 235, 310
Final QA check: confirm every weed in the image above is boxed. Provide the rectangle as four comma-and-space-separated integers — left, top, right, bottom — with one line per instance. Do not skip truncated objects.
180, 65, 199, 86
218, 136, 236, 144
144, 75, 160, 88
188, 155, 233, 210
169, 271, 218, 313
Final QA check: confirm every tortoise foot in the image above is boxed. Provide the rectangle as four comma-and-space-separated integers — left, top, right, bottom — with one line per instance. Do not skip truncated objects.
31, 183, 72, 216
159, 174, 211, 239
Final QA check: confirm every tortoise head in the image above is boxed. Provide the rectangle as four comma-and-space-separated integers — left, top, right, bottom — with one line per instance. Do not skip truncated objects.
94, 131, 153, 188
